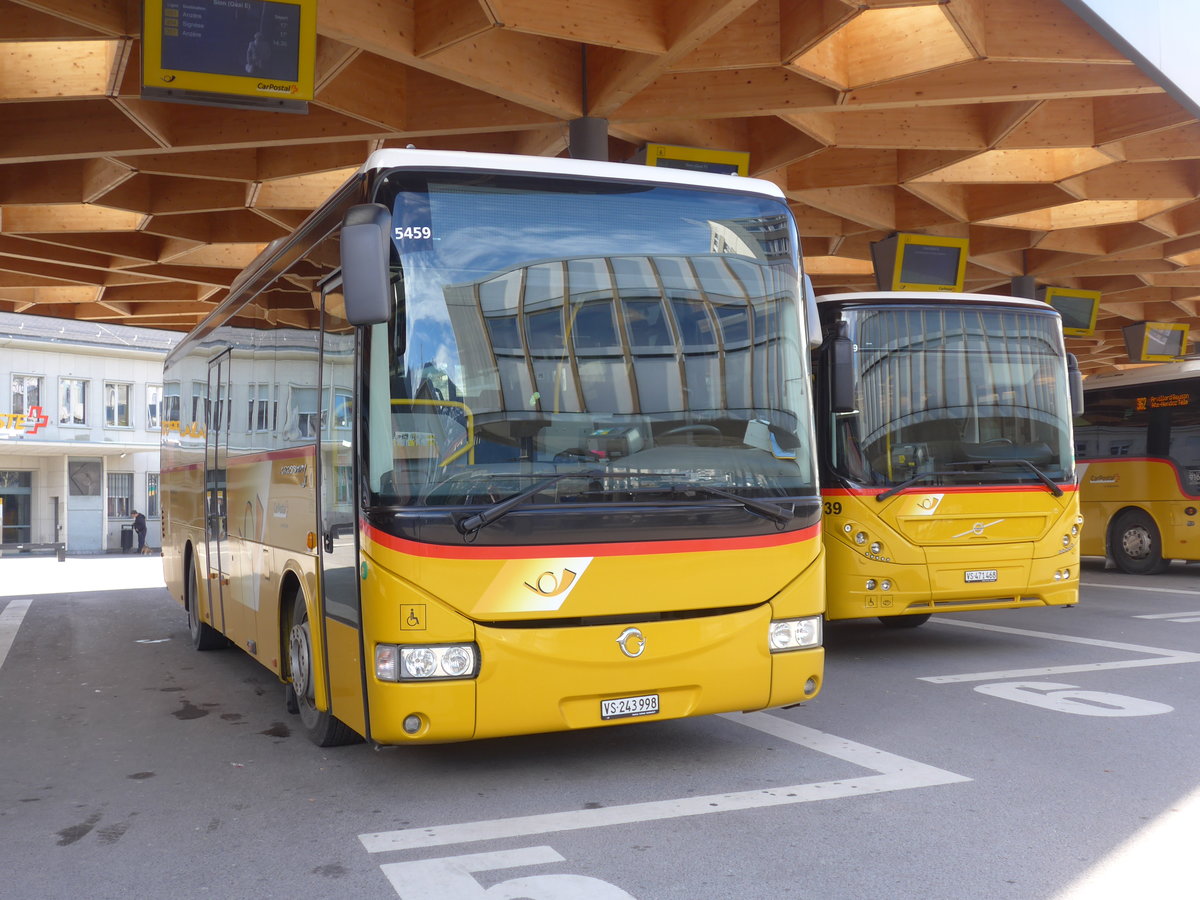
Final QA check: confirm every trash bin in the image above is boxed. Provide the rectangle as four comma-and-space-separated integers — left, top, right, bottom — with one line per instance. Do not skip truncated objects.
120, 524, 134, 553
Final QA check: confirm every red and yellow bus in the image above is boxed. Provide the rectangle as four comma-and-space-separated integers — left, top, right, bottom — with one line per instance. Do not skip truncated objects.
1075, 360, 1200, 573
161, 149, 825, 746
812, 291, 1083, 626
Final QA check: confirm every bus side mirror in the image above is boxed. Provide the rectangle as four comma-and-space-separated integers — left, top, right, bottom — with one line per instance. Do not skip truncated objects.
1067, 353, 1084, 417
340, 203, 392, 326
829, 331, 857, 414
803, 274, 821, 350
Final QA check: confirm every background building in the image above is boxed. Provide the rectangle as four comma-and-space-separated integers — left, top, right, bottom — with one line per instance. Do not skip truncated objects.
1, 313, 179, 553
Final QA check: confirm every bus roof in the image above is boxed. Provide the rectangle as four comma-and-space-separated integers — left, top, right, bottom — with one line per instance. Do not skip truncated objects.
1083, 359, 1200, 389
358, 147, 785, 199
814, 290, 1053, 311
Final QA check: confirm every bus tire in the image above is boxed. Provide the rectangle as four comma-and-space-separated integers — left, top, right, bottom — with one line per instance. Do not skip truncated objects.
878, 614, 931, 629
287, 591, 361, 747
1110, 509, 1169, 575
186, 554, 227, 651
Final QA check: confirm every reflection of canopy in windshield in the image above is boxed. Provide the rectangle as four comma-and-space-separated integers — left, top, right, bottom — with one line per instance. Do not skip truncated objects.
835, 306, 1072, 486
443, 252, 799, 430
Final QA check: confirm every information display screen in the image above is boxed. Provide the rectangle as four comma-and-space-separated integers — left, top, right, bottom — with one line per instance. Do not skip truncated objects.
898, 243, 961, 288
160, 0, 300, 82
141, 0, 315, 108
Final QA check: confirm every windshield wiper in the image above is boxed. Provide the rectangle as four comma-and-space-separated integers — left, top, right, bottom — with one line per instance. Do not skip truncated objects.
456, 470, 796, 535
669, 483, 795, 526
876, 460, 1065, 502
946, 459, 1064, 497
875, 471, 962, 502
455, 469, 606, 535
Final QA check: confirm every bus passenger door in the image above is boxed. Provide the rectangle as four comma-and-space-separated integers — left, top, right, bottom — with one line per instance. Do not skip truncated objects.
203, 351, 233, 635
316, 283, 367, 736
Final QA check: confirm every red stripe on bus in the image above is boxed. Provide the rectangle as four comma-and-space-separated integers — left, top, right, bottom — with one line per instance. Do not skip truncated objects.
823, 483, 1077, 497
362, 519, 820, 560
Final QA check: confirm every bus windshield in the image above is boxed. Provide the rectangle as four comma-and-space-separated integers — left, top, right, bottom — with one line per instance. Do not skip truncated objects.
830, 304, 1074, 489
361, 171, 816, 523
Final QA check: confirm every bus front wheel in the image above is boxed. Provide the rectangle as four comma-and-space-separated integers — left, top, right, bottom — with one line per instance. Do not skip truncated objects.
286, 593, 360, 747
1111, 509, 1169, 575
186, 556, 227, 651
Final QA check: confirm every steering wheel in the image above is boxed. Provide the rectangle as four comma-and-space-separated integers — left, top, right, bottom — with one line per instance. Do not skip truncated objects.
553, 447, 596, 462
981, 438, 1014, 445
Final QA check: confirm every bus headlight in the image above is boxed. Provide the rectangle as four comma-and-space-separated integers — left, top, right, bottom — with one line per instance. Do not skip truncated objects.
375, 643, 479, 682
769, 616, 822, 652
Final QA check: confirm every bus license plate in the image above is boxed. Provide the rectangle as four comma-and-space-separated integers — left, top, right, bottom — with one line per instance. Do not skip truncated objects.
601, 694, 659, 720
965, 569, 998, 583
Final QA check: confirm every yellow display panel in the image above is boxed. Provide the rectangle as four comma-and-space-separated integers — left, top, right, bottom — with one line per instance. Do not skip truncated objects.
639, 143, 750, 176
871, 233, 969, 293
1042, 287, 1100, 337
142, 0, 316, 109
1123, 322, 1190, 363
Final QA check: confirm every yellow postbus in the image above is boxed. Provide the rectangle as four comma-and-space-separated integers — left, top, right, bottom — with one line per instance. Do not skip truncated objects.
161, 149, 825, 746
812, 291, 1083, 626
1075, 360, 1200, 573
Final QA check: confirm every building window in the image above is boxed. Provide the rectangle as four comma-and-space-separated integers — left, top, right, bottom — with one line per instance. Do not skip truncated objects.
147, 473, 160, 518
248, 383, 274, 432
190, 381, 207, 426
107, 472, 133, 517
289, 387, 319, 439
333, 389, 353, 429
163, 382, 181, 426
146, 384, 163, 430
104, 382, 131, 427
12, 375, 41, 415
59, 378, 88, 425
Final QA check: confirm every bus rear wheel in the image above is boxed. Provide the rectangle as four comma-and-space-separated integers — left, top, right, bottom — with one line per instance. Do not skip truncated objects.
286, 593, 360, 747
878, 614, 931, 628
1111, 509, 1169, 575
186, 556, 227, 651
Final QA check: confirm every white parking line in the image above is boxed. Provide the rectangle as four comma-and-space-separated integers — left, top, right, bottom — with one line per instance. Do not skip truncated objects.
358, 712, 970, 854
0, 598, 33, 672
1081, 582, 1199, 596
919, 618, 1200, 684
1133, 611, 1200, 621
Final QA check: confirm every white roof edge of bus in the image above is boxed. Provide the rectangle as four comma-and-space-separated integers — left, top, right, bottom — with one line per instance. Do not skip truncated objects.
359, 147, 785, 199
1083, 358, 1200, 386
815, 290, 1052, 310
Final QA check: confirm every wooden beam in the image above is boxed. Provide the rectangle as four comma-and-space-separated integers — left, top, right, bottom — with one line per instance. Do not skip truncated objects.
0, 99, 160, 163
12, 0, 132, 37
977, 0, 1126, 63
673, 0, 781, 70
614, 67, 838, 121
843, 61, 1161, 109
0, 39, 120, 101
415, 0, 498, 56
487, 0, 664, 53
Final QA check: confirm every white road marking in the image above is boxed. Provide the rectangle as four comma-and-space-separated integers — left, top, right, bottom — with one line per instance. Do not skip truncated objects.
1081, 582, 1199, 596
0, 598, 33, 672
358, 713, 970, 854
919, 618, 1200, 684
1133, 611, 1200, 621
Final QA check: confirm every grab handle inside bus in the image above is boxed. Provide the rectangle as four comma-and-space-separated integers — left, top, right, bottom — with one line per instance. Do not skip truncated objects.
340, 203, 393, 326
1067, 353, 1084, 417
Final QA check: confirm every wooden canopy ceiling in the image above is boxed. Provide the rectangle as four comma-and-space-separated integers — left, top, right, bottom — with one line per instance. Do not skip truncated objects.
2, 0, 1199, 372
